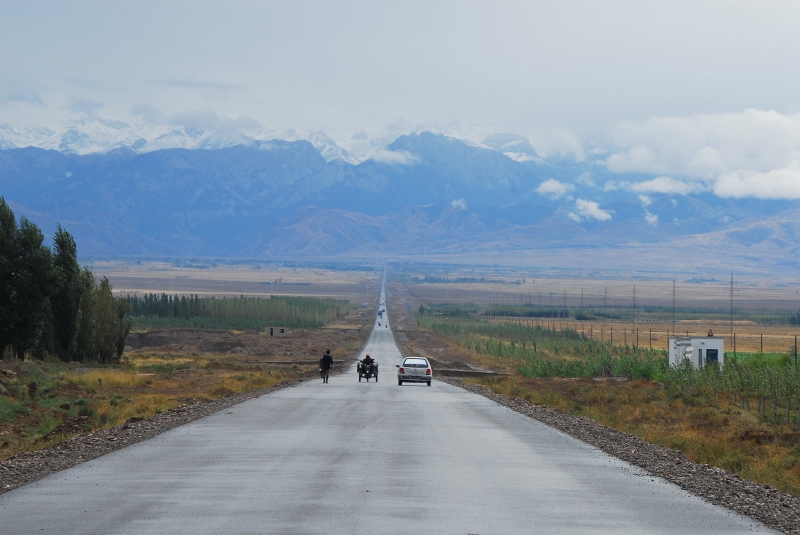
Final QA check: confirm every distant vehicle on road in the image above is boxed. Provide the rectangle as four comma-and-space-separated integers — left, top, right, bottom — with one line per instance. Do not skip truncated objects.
358, 356, 378, 382
397, 357, 432, 386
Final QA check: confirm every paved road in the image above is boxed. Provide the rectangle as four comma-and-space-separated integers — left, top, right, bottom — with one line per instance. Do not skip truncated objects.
0, 285, 776, 534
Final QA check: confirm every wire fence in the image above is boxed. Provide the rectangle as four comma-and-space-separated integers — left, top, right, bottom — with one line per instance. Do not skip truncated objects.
485, 315, 800, 360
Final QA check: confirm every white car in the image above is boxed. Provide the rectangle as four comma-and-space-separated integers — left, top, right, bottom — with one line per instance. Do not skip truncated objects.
397, 357, 432, 386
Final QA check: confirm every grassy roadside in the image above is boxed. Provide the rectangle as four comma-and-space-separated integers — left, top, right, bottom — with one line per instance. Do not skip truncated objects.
1, 296, 374, 459
466, 375, 800, 496
0, 350, 297, 459
409, 308, 800, 497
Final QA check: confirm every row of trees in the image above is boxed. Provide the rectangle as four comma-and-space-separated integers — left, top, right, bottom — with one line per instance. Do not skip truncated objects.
0, 198, 131, 362
125, 293, 351, 328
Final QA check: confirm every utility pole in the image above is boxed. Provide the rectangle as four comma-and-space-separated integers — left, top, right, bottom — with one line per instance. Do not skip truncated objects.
730, 273, 734, 339
632, 285, 636, 337
672, 279, 676, 335
603, 287, 607, 328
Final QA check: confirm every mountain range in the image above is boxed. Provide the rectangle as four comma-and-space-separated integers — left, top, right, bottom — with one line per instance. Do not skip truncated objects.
3, 128, 800, 276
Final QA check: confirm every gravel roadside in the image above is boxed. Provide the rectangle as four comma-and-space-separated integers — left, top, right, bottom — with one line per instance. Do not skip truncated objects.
0, 379, 308, 495
7, 361, 795, 534
439, 376, 800, 535
0, 344, 366, 497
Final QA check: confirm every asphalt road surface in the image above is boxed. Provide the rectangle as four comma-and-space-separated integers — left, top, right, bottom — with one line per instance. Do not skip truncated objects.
0, 285, 777, 534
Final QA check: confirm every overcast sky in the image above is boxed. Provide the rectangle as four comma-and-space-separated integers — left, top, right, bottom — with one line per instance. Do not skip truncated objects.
3, 1, 800, 198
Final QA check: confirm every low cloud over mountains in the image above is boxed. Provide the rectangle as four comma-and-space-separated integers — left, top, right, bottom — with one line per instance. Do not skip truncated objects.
3, 125, 800, 274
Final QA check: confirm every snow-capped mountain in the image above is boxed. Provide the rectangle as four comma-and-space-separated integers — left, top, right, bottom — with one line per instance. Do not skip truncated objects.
282, 130, 360, 165
0, 118, 361, 164
482, 132, 545, 164
3, 127, 800, 274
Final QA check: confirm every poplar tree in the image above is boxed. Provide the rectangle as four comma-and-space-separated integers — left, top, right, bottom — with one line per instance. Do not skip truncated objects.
51, 225, 85, 361
8, 216, 53, 359
0, 198, 16, 357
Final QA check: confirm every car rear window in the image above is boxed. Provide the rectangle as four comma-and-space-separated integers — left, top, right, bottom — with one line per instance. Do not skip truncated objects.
403, 359, 428, 368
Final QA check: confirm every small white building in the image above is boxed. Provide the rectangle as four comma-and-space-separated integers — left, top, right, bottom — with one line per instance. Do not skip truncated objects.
669, 335, 725, 368
267, 327, 288, 336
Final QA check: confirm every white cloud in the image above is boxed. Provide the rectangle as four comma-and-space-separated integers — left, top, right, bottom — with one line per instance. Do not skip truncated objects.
638, 194, 652, 206
2, 86, 44, 106
606, 176, 704, 195
568, 199, 612, 222
605, 109, 800, 200
644, 210, 658, 226
451, 198, 467, 210
531, 130, 586, 161
576, 171, 595, 187
370, 149, 418, 165
70, 98, 104, 116
629, 176, 704, 195
131, 103, 164, 124
607, 109, 800, 176
169, 109, 261, 131
713, 160, 800, 199
536, 179, 574, 200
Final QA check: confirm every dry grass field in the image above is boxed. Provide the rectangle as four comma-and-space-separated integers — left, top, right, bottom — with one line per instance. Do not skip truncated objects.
399, 272, 800, 310
1, 262, 378, 458
0, 303, 371, 458
91, 261, 383, 303
393, 268, 800, 354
